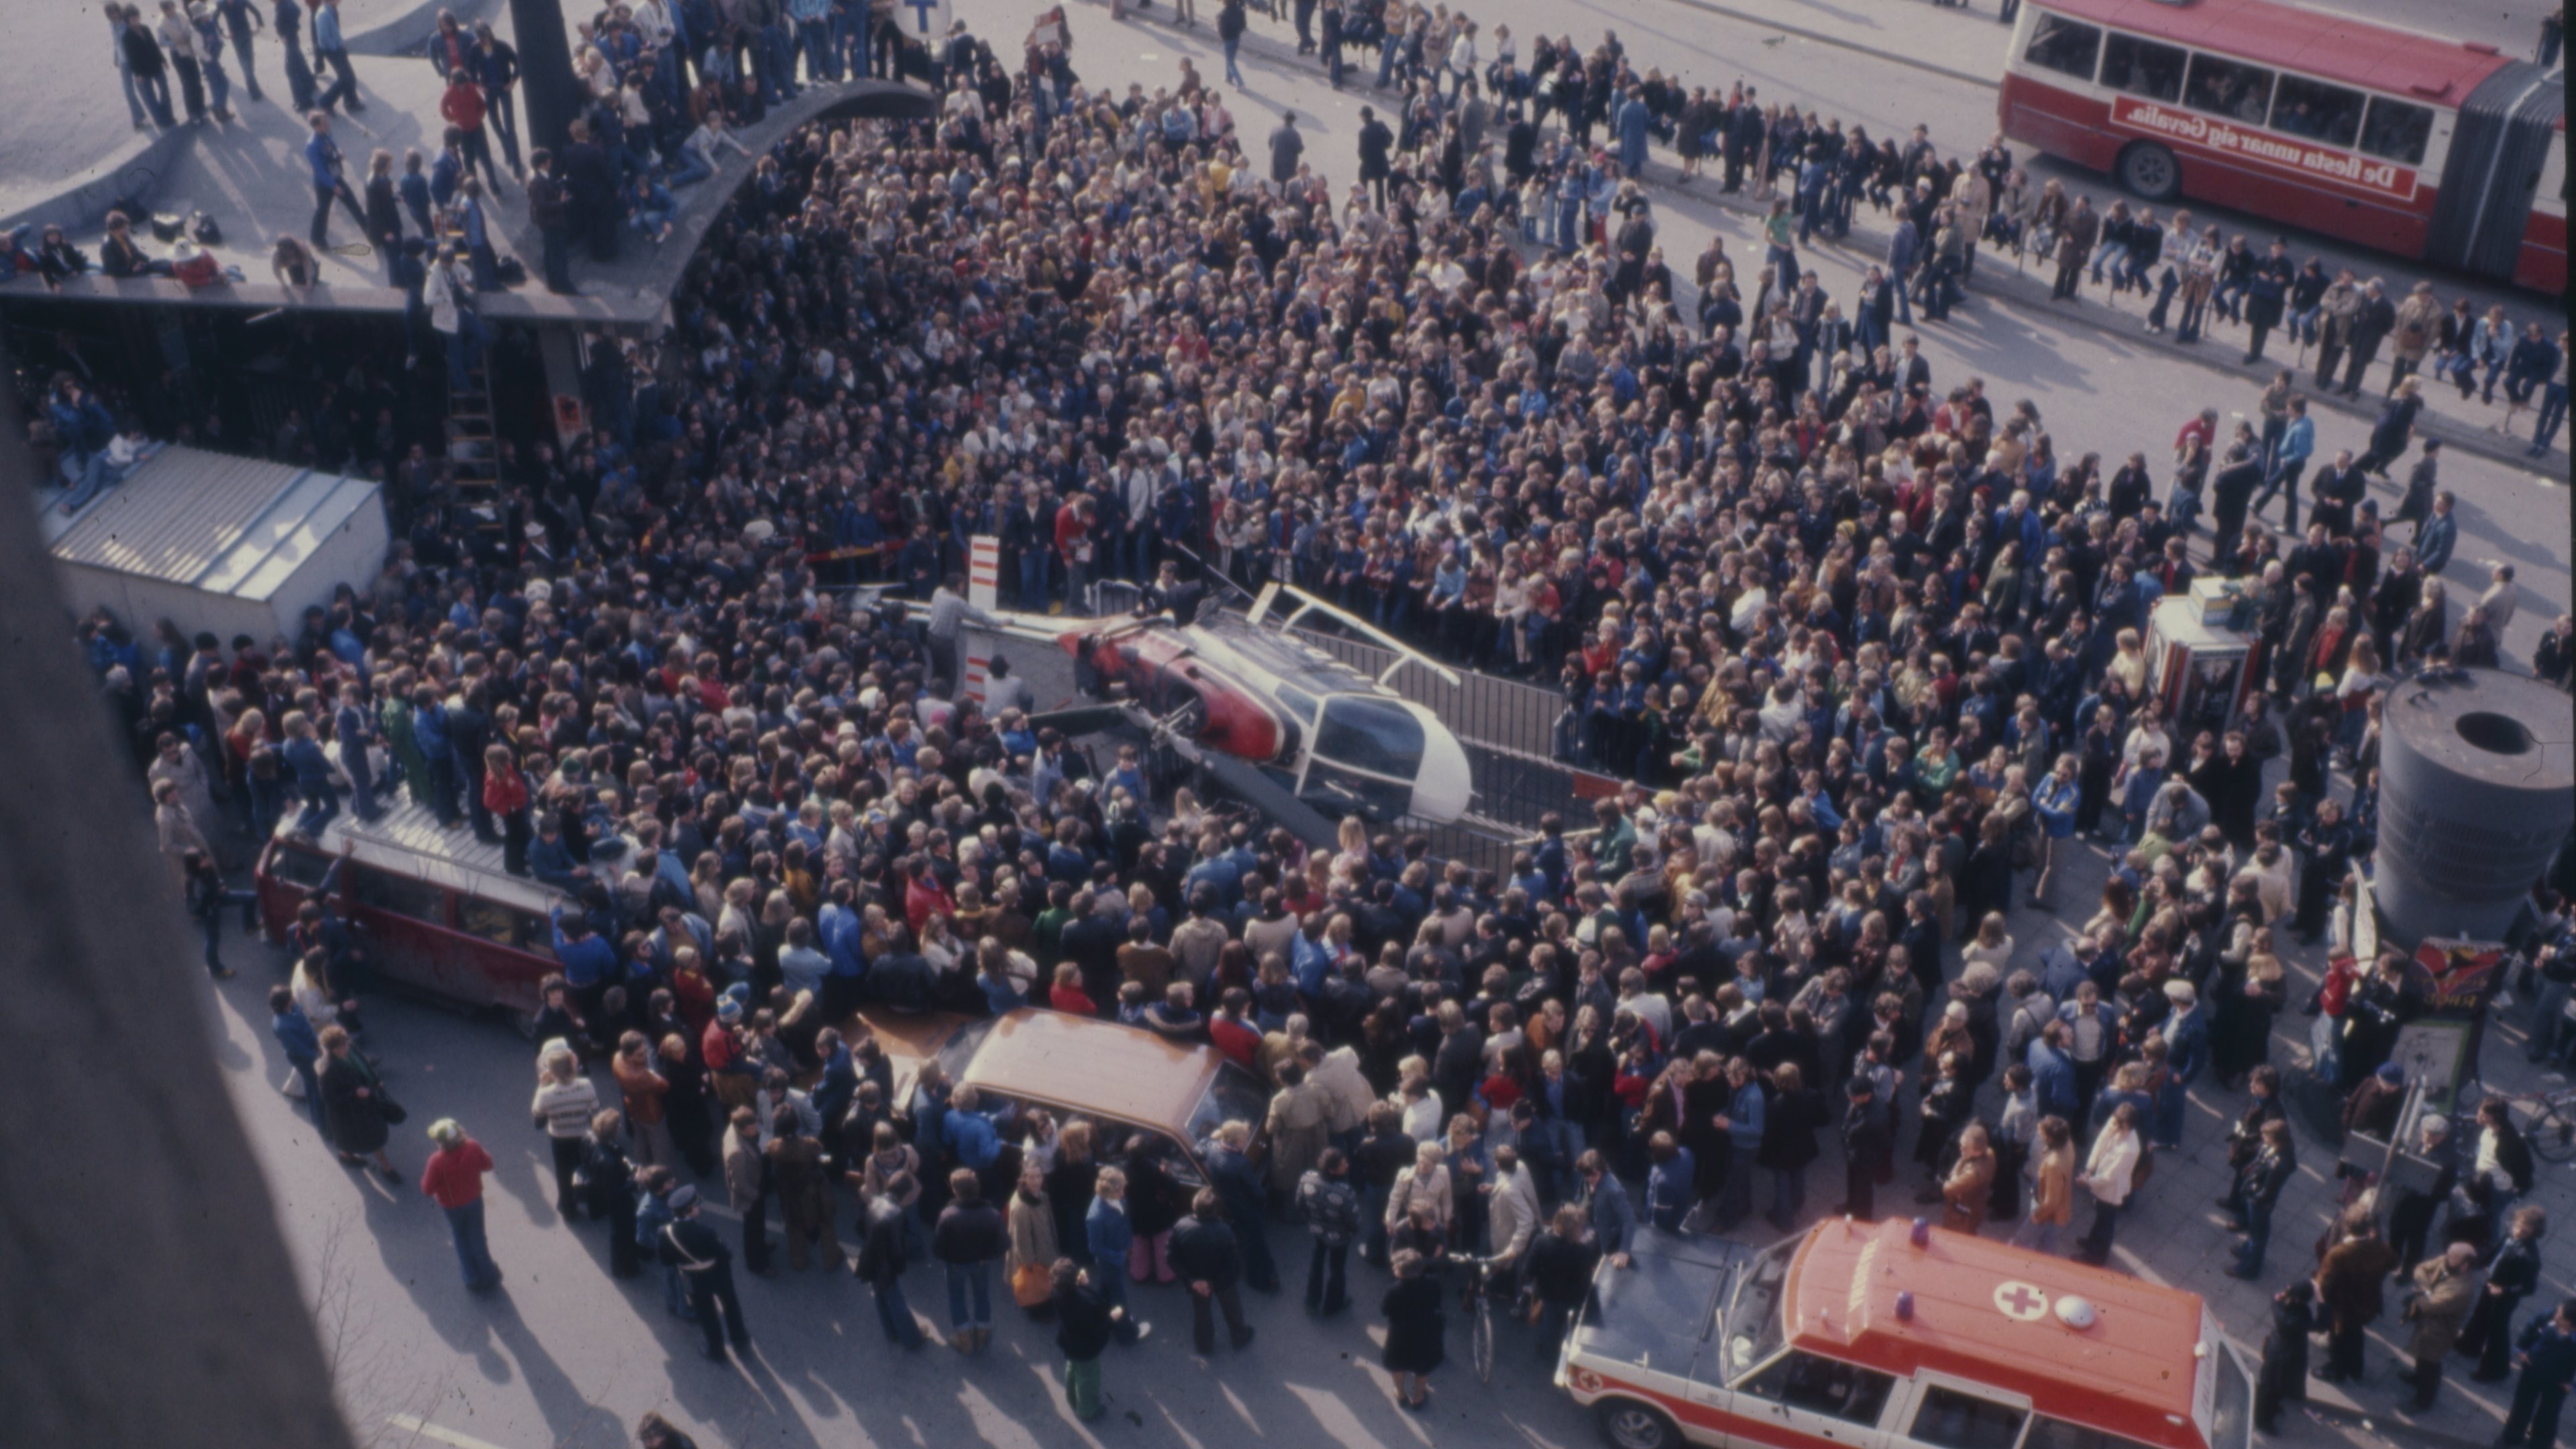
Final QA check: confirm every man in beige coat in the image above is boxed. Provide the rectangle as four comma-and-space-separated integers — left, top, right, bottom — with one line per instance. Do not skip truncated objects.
2402, 1243, 2480, 1410
1305, 1040, 1377, 1145
1487, 1145, 1542, 1270
1264, 1061, 1331, 1193
1949, 168, 1993, 282
2389, 280, 2445, 394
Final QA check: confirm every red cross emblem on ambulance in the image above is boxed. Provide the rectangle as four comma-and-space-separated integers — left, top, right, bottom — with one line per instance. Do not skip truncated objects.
1993, 1281, 2048, 1322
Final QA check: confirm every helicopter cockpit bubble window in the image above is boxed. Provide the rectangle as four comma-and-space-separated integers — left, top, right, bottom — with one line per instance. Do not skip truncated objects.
1273, 684, 1322, 728
1312, 696, 1426, 780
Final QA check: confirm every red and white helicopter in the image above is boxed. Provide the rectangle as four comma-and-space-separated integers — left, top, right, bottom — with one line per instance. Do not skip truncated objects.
958, 562, 1473, 833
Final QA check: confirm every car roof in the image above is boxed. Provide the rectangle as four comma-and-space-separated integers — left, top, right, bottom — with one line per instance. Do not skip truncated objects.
961, 1009, 1221, 1128
282, 800, 563, 916
850, 1007, 1222, 1136
1788, 1219, 2208, 1449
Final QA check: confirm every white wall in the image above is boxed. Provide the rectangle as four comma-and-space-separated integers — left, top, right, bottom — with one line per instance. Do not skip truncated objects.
257, 490, 389, 640
55, 562, 280, 649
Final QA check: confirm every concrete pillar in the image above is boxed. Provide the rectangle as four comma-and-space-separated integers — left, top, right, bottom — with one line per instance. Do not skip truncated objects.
509, 0, 582, 155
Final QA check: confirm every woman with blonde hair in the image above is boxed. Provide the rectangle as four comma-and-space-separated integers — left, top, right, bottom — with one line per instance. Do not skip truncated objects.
1391, 1055, 1443, 1140
685, 845, 726, 912
1169, 786, 1207, 840
1962, 912, 2015, 976
1005, 1163, 1059, 1316
318, 1023, 400, 1179
2013, 1115, 2077, 1255
1334, 815, 1371, 880
2105, 627, 2149, 697
1384, 1139, 1453, 1242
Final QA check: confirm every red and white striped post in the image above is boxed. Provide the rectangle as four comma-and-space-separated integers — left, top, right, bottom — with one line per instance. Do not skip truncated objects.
963, 535, 1001, 703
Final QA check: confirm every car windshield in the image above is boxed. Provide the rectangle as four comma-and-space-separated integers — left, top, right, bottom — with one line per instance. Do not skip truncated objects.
1184, 1060, 1273, 1149
2208, 1338, 2254, 1449
1723, 1238, 1799, 1379
934, 1017, 999, 1085
1312, 695, 1425, 780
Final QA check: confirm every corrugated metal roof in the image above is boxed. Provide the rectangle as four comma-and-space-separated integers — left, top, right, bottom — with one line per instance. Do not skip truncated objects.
201, 470, 378, 602
288, 799, 566, 918
50, 446, 380, 601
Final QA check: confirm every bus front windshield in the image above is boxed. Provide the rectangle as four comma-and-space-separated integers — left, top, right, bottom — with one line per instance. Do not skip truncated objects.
1723, 1238, 1799, 1378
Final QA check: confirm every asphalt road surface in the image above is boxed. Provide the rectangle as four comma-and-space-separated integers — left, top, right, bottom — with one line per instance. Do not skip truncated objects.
217, 950, 1618, 1449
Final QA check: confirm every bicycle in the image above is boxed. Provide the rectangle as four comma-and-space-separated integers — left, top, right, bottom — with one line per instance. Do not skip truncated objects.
2522, 1088, 2576, 1163
1457, 1254, 1519, 1385
2449, 1085, 2576, 1164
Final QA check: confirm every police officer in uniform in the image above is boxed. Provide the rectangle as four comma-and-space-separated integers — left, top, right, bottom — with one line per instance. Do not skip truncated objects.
660, 1185, 753, 1360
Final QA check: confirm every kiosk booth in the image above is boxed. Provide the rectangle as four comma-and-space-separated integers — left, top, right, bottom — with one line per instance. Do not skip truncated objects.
2145, 590, 2267, 741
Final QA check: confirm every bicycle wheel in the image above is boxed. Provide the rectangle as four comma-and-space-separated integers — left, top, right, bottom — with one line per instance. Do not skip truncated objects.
2530, 1101, 2576, 1164
1472, 1297, 1494, 1384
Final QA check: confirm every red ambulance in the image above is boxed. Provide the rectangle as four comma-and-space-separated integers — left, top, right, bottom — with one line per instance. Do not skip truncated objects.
1559, 1218, 2255, 1449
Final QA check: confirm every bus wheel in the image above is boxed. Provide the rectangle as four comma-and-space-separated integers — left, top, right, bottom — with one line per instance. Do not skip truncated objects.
2116, 142, 2180, 203
1595, 1399, 1682, 1449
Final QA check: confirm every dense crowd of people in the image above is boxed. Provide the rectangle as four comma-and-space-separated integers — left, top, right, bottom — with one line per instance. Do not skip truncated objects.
38, 0, 2576, 1442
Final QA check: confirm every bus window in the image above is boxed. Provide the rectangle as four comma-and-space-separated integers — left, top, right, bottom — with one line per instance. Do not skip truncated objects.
2021, 13, 2100, 80
267, 845, 333, 890
2184, 54, 2275, 126
352, 866, 449, 926
513, 914, 557, 961
456, 896, 519, 949
1909, 1385, 2029, 1449
1735, 1350, 1896, 1426
2100, 33, 2186, 104
2359, 97, 2433, 166
2268, 74, 2363, 148
2025, 1417, 2159, 1449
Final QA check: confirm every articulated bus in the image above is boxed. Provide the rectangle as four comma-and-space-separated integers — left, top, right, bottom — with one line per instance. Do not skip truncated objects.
1999, 0, 2565, 294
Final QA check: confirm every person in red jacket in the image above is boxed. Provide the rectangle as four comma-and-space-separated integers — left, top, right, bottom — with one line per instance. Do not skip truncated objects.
1054, 494, 1097, 615
420, 1119, 503, 1291
903, 855, 955, 936
1208, 988, 1263, 1069
482, 743, 531, 876
438, 71, 502, 192
1049, 962, 1099, 1016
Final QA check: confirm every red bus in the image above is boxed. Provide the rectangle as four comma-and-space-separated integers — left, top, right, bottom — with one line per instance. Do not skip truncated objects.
256, 802, 566, 1025
1999, 0, 2566, 294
